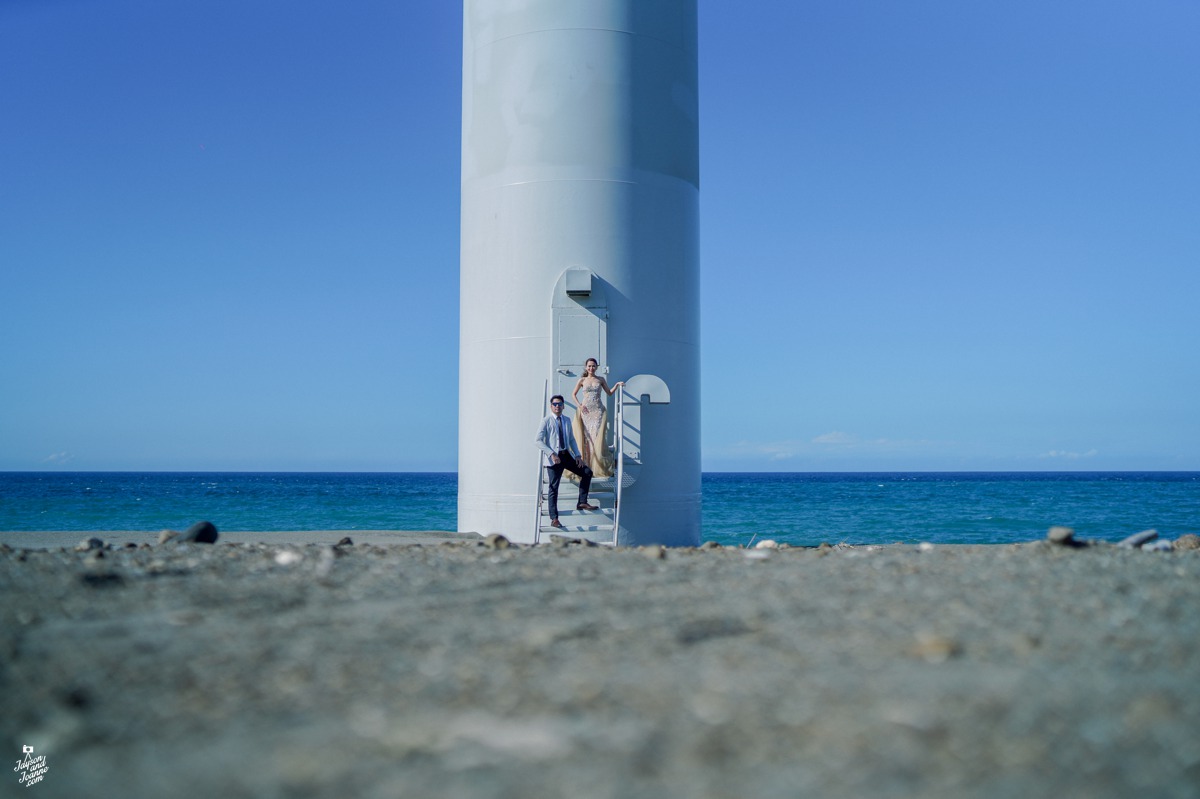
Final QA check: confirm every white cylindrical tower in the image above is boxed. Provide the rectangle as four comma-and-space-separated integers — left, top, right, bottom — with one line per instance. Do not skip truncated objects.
459, 0, 699, 546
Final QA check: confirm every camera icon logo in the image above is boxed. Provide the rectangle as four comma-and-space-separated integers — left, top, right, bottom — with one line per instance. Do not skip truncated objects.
22, 746, 33, 755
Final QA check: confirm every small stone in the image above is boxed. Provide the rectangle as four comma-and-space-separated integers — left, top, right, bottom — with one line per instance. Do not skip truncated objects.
335, 536, 354, 548
80, 572, 124, 587
1174, 534, 1200, 551
484, 533, 511, 550
817, 542, 832, 550
1117, 529, 1158, 549
1047, 526, 1076, 546
918, 542, 935, 552
1142, 539, 1174, 552
700, 541, 722, 550
274, 550, 302, 566
179, 521, 219, 544
1009, 633, 1041, 656
124, 542, 138, 549
76, 537, 104, 552
158, 529, 179, 545
911, 633, 961, 663
641, 545, 666, 560
754, 539, 779, 550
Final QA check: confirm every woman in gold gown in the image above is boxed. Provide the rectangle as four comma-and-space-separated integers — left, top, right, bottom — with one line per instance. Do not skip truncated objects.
571, 358, 624, 479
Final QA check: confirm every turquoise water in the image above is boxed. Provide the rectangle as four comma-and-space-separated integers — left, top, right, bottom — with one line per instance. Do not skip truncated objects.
702, 472, 1199, 546
1, 472, 1197, 546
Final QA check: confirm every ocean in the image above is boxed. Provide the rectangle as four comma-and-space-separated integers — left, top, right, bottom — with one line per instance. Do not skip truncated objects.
1, 472, 1197, 547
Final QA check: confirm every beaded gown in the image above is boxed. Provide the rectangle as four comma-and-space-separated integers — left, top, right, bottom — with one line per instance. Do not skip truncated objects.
572, 379, 614, 479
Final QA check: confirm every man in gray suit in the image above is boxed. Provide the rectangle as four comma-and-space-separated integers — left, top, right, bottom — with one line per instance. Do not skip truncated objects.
536, 394, 596, 528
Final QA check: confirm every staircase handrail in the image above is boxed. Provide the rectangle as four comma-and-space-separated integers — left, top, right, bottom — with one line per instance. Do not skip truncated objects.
612, 387, 624, 546
532, 380, 548, 544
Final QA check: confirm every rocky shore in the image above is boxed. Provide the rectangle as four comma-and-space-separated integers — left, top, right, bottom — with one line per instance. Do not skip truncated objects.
2, 529, 1198, 798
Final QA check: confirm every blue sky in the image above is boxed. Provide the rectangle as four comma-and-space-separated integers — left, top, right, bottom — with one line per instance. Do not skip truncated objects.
2, 1, 1197, 472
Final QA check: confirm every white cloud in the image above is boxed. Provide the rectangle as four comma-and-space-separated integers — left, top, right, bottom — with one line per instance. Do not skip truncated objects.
722, 433, 947, 463
41, 452, 75, 465
1039, 449, 1099, 460
726, 440, 800, 461
811, 431, 856, 445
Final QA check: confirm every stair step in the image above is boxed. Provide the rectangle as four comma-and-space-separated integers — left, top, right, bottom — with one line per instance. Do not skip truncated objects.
547, 534, 616, 547
539, 525, 616, 535
539, 526, 618, 542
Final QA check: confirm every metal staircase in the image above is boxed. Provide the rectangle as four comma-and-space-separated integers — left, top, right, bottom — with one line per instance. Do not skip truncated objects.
534, 389, 627, 546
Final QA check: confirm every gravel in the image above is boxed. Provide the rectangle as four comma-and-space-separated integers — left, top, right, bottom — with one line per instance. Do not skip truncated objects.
2, 538, 1198, 798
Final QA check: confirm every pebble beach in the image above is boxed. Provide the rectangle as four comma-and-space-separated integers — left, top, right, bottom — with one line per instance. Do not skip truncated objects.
2, 528, 1199, 798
